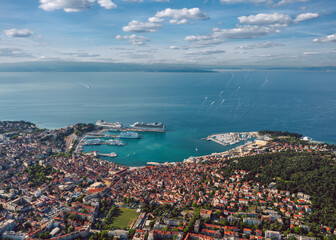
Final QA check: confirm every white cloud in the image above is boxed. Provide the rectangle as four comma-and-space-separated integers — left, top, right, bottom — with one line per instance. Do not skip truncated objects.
148, 16, 165, 23
155, 8, 209, 20
184, 34, 225, 47
169, 46, 189, 50
4, 28, 33, 37
313, 34, 336, 43
236, 41, 284, 49
169, 19, 188, 24
276, 0, 308, 5
39, 0, 95, 12
122, 21, 162, 33
97, 0, 117, 9
303, 51, 319, 55
294, 13, 319, 22
185, 25, 276, 47
238, 13, 293, 26
61, 52, 100, 57
39, 0, 117, 12
116, 34, 150, 45
186, 49, 226, 55
213, 25, 276, 39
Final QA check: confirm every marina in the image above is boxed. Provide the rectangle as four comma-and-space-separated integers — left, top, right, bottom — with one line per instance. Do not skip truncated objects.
205, 131, 259, 146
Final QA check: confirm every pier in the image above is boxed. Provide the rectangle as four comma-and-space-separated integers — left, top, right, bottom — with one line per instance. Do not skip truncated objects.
99, 152, 118, 158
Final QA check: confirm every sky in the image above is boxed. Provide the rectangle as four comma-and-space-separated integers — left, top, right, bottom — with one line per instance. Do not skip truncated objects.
1, 0, 336, 67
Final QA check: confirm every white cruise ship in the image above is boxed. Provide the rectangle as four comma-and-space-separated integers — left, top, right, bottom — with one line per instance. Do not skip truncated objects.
96, 120, 122, 129
130, 122, 165, 131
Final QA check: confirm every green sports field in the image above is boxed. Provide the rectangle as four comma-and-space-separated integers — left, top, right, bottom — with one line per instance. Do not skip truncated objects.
110, 207, 139, 229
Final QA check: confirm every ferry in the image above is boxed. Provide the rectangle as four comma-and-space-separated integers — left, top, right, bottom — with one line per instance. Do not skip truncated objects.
119, 131, 141, 139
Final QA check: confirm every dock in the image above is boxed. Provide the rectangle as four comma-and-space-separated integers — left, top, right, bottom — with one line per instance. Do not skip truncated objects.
99, 152, 118, 158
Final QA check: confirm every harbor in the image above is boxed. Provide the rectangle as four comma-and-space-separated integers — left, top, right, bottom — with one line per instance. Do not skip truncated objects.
95, 120, 166, 133
76, 121, 167, 161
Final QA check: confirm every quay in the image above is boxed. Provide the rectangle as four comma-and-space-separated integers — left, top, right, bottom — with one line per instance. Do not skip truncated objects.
99, 152, 118, 158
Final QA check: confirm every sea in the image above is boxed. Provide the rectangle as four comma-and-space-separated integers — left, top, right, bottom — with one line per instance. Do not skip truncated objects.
1, 70, 335, 166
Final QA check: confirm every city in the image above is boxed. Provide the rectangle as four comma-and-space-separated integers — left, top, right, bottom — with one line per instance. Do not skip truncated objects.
0, 121, 335, 240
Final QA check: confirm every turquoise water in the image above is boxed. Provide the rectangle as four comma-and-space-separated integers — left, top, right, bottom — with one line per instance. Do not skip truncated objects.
0, 71, 335, 166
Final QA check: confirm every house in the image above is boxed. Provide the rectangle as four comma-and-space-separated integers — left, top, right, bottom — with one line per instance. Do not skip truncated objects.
200, 209, 212, 219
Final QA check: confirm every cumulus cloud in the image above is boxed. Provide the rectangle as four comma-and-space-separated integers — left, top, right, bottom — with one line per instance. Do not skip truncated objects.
185, 25, 276, 47
238, 12, 319, 27
276, 0, 308, 5
235, 41, 284, 49
155, 8, 209, 20
214, 25, 276, 39
97, 0, 117, 9
4, 28, 33, 37
294, 13, 319, 22
122, 21, 162, 33
184, 35, 225, 47
169, 19, 188, 24
148, 17, 164, 23
0, 48, 34, 58
169, 46, 189, 50
116, 34, 150, 45
238, 13, 293, 26
39, 0, 117, 12
313, 34, 336, 43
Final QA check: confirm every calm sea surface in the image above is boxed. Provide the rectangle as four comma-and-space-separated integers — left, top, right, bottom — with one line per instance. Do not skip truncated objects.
1, 71, 335, 166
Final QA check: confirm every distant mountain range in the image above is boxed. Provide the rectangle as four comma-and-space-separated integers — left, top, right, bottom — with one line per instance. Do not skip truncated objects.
0, 61, 335, 72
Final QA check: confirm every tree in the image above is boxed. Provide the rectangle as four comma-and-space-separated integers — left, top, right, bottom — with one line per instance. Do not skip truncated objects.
68, 214, 76, 220
68, 226, 74, 234
129, 229, 136, 239
294, 226, 303, 235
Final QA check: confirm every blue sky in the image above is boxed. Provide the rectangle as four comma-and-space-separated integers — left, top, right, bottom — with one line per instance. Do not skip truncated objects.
1, 0, 336, 66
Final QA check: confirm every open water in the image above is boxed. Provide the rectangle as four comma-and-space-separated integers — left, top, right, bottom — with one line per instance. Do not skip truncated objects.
0, 71, 335, 166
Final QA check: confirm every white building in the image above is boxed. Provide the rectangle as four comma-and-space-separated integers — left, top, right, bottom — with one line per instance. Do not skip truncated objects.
0, 220, 15, 235
2, 231, 27, 240
265, 230, 281, 240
